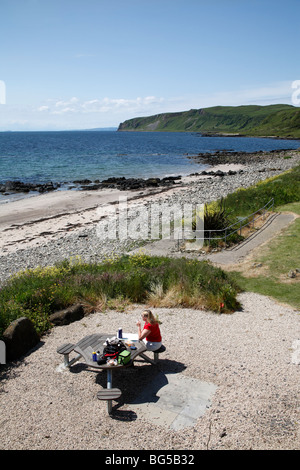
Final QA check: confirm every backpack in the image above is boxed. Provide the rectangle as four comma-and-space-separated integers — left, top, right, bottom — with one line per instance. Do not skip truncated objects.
99, 339, 126, 363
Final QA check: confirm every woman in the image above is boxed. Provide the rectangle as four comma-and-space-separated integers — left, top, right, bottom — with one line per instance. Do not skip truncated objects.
136, 309, 162, 351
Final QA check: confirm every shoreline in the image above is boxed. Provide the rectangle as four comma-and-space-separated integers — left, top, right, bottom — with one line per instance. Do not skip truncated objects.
0, 149, 299, 284
1, 147, 299, 203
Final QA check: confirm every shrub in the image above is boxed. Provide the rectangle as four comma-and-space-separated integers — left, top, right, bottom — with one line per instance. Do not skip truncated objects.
0, 254, 241, 338
191, 198, 244, 246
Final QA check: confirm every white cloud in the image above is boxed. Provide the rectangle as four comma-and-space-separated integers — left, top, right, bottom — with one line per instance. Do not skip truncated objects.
36, 95, 166, 116
2, 81, 297, 131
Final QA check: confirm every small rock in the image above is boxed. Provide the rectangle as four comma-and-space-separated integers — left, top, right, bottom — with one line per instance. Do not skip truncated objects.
49, 303, 85, 326
251, 262, 263, 268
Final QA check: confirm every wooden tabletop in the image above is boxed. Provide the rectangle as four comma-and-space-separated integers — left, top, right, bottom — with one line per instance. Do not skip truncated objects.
73, 333, 147, 369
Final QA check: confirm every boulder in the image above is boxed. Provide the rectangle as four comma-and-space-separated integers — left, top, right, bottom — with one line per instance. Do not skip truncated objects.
0, 180, 59, 194
3, 317, 40, 361
49, 303, 85, 326
99, 175, 181, 191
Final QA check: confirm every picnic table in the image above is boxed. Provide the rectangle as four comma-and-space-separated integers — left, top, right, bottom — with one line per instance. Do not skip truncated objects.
57, 333, 165, 414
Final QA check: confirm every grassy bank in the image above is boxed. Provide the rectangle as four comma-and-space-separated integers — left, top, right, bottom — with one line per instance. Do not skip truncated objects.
118, 104, 300, 138
220, 163, 300, 218
227, 201, 300, 310
0, 254, 241, 338
191, 163, 300, 249
208, 165, 300, 309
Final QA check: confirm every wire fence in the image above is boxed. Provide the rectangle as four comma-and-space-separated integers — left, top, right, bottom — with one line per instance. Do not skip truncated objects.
178, 197, 274, 248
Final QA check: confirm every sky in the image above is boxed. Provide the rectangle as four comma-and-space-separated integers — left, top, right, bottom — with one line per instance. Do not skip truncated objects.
0, 0, 300, 131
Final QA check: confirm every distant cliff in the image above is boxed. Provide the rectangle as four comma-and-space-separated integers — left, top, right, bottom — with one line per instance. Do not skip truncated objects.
118, 104, 300, 138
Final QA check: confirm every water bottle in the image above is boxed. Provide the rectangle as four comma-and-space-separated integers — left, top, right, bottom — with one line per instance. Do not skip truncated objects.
118, 328, 122, 339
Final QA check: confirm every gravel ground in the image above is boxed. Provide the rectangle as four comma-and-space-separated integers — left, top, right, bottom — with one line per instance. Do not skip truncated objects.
0, 292, 299, 450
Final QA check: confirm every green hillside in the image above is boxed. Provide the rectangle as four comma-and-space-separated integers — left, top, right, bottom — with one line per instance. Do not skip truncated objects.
118, 104, 300, 138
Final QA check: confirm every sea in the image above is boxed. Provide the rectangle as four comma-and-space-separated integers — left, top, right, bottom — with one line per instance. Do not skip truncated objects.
0, 130, 299, 203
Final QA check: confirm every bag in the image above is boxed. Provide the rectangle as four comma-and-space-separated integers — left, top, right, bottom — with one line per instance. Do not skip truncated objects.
117, 350, 131, 365
101, 339, 126, 361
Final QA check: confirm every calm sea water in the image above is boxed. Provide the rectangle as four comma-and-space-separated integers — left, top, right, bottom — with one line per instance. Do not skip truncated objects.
0, 130, 299, 202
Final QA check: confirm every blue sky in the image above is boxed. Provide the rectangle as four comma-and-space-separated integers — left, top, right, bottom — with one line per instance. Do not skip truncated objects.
0, 0, 299, 130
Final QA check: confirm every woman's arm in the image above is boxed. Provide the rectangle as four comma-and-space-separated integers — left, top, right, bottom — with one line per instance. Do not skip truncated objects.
136, 320, 151, 341
139, 328, 151, 341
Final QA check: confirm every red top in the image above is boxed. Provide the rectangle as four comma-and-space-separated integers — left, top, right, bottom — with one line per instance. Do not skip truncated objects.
144, 321, 162, 342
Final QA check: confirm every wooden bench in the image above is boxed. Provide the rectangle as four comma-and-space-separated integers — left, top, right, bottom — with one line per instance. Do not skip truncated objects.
97, 388, 122, 414
154, 344, 166, 362
140, 344, 166, 365
56, 335, 166, 415
56, 343, 82, 368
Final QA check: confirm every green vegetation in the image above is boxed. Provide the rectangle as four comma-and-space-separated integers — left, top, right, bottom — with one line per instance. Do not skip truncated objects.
218, 164, 300, 218
230, 203, 300, 310
188, 165, 300, 309
191, 198, 244, 247
118, 104, 300, 138
0, 253, 241, 338
186, 164, 300, 248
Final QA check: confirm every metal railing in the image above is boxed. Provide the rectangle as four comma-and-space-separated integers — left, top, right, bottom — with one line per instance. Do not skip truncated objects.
178, 198, 274, 248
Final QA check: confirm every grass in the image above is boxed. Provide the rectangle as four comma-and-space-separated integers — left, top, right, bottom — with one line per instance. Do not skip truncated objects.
221, 164, 300, 218
228, 201, 300, 310
186, 164, 300, 249
192, 166, 300, 309
230, 273, 300, 310
0, 253, 242, 338
119, 104, 300, 138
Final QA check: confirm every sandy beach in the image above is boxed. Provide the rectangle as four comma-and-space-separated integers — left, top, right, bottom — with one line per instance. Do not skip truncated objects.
0, 164, 243, 255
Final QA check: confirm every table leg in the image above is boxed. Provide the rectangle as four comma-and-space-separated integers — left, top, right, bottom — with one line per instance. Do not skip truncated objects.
107, 369, 112, 414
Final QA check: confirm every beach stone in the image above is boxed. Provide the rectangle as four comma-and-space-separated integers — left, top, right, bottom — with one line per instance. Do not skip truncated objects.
3, 317, 40, 361
49, 303, 85, 326
73, 179, 92, 184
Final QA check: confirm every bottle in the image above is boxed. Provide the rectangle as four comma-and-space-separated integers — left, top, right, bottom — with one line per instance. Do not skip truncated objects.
92, 351, 97, 361
118, 328, 122, 339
